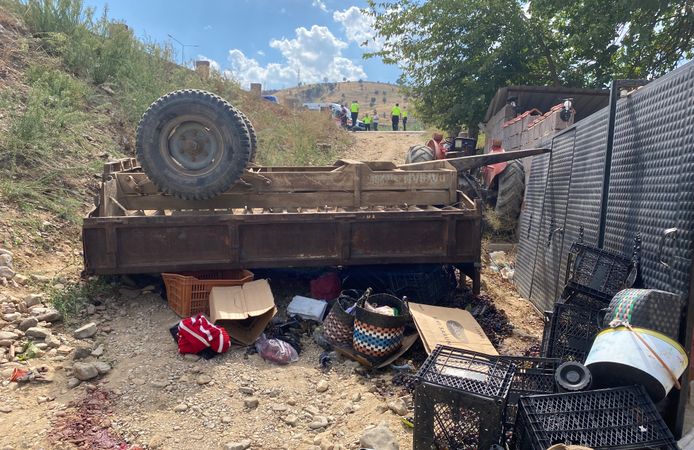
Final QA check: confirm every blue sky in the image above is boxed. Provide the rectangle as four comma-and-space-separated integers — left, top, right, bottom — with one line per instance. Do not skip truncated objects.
84, 0, 401, 90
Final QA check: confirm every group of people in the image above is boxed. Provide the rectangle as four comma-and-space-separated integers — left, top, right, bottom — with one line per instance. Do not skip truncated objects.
342, 100, 410, 131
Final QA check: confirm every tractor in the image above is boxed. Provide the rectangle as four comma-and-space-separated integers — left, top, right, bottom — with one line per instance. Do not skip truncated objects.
405, 135, 525, 224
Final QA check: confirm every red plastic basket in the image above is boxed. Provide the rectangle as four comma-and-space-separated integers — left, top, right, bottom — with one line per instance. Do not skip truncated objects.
162, 270, 254, 317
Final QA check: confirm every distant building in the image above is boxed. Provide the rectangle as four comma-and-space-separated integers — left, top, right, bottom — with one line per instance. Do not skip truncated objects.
481, 85, 609, 152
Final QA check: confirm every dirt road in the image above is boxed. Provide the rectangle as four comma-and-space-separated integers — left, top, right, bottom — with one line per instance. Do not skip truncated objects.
339, 131, 427, 163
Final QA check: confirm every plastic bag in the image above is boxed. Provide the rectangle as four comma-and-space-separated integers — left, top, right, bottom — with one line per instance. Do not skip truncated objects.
364, 301, 397, 316
255, 333, 299, 365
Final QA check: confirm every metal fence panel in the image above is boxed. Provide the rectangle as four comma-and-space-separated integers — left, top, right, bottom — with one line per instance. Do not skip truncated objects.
603, 63, 694, 296
530, 130, 576, 310
515, 150, 551, 298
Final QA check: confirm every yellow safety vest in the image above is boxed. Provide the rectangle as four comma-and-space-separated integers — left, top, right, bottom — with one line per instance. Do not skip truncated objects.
391, 106, 401, 116
350, 103, 359, 113
363, 116, 371, 124
403, 110, 408, 118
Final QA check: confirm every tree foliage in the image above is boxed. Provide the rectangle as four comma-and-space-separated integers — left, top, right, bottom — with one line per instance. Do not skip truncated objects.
366, 0, 694, 134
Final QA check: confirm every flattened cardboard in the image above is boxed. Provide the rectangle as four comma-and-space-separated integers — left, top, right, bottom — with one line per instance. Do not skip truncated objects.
409, 302, 498, 355
209, 279, 277, 346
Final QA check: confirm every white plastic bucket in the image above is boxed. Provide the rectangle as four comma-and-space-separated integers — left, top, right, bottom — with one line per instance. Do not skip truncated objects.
585, 326, 688, 402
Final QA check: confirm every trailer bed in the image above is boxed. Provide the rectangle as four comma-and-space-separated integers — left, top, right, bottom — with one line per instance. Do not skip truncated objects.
83, 159, 483, 291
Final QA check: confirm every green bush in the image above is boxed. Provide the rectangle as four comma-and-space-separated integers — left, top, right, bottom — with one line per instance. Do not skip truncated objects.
50, 277, 115, 321
22, 0, 87, 34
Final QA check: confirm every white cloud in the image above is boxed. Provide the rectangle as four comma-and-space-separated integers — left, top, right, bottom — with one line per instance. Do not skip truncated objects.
257, 50, 265, 56
203, 24, 213, 31
333, 6, 383, 50
225, 25, 366, 89
312, 0, 329, 12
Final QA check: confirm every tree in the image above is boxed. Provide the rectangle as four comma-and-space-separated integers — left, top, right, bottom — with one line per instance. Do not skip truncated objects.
366, 0, 694, 135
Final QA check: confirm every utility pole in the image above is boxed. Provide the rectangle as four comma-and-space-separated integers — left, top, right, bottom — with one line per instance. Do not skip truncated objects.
167, 34, 199, 66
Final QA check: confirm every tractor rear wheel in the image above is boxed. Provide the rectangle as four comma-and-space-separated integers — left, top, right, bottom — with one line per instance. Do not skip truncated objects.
494, 160, 525, 221
405, 144, 435, 164
136, 89, 251, 200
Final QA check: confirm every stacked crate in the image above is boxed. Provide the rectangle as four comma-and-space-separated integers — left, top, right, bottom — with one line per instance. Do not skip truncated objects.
413, 346, 515, 449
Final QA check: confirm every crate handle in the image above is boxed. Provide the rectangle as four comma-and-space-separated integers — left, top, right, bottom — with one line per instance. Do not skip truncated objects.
658, 227, 678, 269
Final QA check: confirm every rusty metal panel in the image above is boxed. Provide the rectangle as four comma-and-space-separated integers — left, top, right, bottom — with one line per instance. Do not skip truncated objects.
83, 205, 482, 274
117, 224, 232, 267
82, 227, 110, 271
455, 219, 481, 260
351, 220, 446, 257
239, 223, 340, 261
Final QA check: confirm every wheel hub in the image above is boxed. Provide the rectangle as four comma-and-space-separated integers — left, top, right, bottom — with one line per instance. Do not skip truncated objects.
168, 122, 220, 171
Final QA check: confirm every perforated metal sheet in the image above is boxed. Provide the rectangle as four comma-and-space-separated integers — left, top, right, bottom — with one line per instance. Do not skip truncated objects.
530, 130, 576, 310
603, 62, 694, 296
515, 149, 551, 298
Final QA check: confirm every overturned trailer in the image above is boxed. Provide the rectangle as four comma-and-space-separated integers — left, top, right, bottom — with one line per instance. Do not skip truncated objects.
84, 158, 486, 290
82, 149, 547, 294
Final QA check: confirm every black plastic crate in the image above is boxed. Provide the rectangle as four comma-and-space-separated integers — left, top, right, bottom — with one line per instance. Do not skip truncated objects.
514, 386, 679, 450
559, 282, 612, 311
566, 242, 634, 298
500, 356, 560, 444
544, 302, 604, 363
414, 346, 515, 449
342, 264, 456, 305
415, 345, 515, 398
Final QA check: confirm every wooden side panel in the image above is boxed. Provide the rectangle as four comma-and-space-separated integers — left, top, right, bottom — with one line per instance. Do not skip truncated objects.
111, 161, 458, 211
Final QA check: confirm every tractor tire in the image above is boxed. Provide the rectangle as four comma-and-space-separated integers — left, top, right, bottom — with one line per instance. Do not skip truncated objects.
458, 172, 483, 200
494, 160, 525, 221
405, 144, 435, 164
136, 89, 251, 200
238, 110, 257, 164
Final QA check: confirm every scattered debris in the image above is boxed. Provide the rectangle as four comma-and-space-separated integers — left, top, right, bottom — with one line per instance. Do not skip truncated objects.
255, 333, 299, 365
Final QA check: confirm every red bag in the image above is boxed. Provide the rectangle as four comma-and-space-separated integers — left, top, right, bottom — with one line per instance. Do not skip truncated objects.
310, 272, 341, 301
178, 314, 230, 354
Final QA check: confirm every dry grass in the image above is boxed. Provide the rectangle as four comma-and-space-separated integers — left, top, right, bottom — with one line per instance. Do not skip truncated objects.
483, 207, 518, 241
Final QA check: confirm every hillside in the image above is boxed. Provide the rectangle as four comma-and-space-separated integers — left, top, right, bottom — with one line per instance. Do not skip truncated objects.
274, 80, 411, 120
0, 0, 350, 257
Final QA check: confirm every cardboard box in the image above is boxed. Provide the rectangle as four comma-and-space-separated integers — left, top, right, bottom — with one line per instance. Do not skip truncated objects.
409, 302, 498, 355
209, 279, 277, 346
